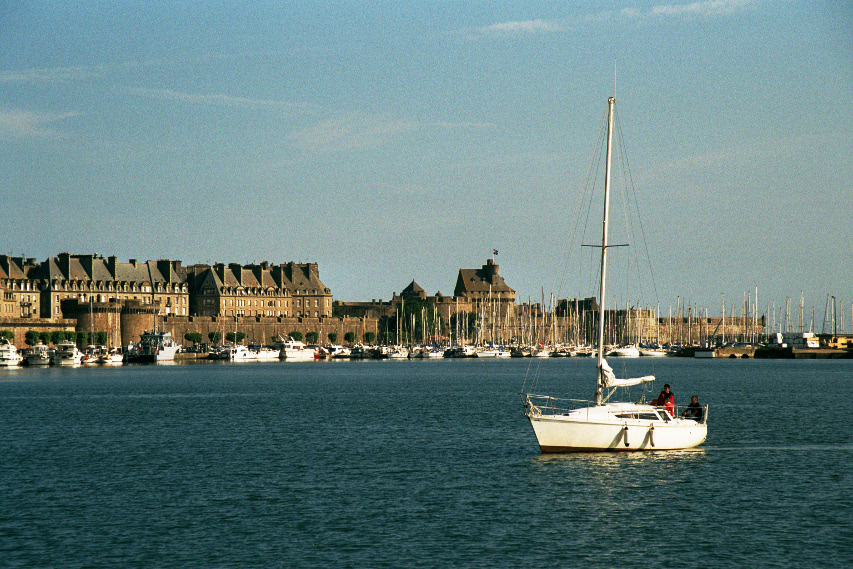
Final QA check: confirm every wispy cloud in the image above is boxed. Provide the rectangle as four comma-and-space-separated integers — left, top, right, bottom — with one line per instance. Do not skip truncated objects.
471, 18, 570, 37
289, 114, 418, 153
290, 114, 493, 154
0, 65, 105, 83
651, 0, 756, 18
129, 87, 320, 115
469, 0, 757, 38
0, 109, 78, 138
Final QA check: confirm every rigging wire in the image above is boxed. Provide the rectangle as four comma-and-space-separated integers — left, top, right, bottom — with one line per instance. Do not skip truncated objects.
524, 106, 610, 394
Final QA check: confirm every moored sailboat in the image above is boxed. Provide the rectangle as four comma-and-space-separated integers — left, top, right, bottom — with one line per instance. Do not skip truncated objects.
522, 97, 707, 452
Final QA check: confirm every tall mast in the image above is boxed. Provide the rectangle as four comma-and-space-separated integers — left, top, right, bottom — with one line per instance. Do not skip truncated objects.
595, 96, 616, 405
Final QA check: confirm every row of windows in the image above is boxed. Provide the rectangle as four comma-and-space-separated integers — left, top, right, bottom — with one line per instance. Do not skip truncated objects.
47, 281, 187, 294
224, 310, 326, 318
214, 288, 321, 296
221, 298, 328, 308
3, 304, 35, 315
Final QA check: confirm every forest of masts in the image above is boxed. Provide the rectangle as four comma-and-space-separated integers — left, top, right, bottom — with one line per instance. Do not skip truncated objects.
385, 291, 850, 347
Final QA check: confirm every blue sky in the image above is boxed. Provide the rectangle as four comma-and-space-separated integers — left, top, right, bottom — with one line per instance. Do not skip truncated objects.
2, 1, 851, 327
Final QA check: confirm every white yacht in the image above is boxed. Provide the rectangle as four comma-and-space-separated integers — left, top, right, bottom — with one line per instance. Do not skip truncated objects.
224, 344, 258, 362
276, 336, 317, 361
252, 346, 282, 361
639, 347, 668, 357
325, 344, 351, 359
127, 331, 180, 363
606, 345, 641, 357
0, 339, 23, 367
388, 346, 409, 359
26, 342, 52, 365
97, 347, 125, 364
52, 341, 84, 366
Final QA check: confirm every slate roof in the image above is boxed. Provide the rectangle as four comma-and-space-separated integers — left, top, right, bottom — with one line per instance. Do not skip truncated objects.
189, 262, 329, 295
453, 260, 515, 297
401, 280, 425, 294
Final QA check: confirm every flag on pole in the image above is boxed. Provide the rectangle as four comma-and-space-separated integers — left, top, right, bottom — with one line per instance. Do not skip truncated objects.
492, 248, 498, 255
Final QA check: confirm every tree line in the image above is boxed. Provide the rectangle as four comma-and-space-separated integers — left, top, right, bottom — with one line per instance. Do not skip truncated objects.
0, 330, 110, 346
1, 329, 378, 348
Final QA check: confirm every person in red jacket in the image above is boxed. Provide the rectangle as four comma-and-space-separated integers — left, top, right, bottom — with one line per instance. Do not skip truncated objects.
652, 384, 674, 414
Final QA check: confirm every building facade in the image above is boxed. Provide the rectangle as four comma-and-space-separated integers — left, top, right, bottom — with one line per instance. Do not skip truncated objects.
0, 253, 337, 348
187, 261, 332, 319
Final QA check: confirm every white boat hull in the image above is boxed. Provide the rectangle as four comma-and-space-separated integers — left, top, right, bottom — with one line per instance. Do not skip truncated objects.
606, 345, 640, 357
526, 402, 706, 452
528, 415, 706, 452
281, 349, 316, 361
253, 349, 281, 361
639, 349, 668, 357
156, 346, 180, 361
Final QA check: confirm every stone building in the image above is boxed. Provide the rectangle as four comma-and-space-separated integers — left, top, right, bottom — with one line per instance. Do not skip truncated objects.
453, 258, 516, 319
0, 256, 41, 319
0, 253, 341, 349
34, 253, 190, 320
186, 261, 332, 319
335, 258, 517, 343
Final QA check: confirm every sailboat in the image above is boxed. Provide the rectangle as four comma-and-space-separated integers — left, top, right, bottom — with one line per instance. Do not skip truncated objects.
522, 97, 707, 452
98, 303, 124, 363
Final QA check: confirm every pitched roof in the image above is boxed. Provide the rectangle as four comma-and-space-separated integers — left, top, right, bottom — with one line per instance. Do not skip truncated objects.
401, 280, 425, 294
453, 260, 515, 297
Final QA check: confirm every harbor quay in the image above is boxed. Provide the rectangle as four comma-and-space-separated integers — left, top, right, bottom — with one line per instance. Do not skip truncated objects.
0, 252, 846, 356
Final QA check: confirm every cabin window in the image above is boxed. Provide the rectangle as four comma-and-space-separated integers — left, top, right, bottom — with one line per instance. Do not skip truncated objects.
616, 412, 661, 421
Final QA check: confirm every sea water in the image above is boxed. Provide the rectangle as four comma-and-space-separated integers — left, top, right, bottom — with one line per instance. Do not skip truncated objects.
1, 358, 851, 568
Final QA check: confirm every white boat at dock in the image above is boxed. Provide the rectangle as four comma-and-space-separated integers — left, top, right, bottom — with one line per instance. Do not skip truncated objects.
276, 336, 317, 361
478, 346, 512, 357
52, 341, 84, 366
606, 344, 640, 357
97, 347, 125, 364
0, 339, 23, 367
224, 344, 258, 362
127, 331, 180, 363
252, 346, 282, 361
25, 342, 53, 365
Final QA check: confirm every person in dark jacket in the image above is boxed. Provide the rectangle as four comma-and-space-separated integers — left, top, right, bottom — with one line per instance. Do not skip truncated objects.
682, 395, 703, 421
651, 384, 674, 406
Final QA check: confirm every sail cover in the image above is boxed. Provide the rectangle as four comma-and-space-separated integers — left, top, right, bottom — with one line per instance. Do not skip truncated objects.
599, 358, 655, 388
